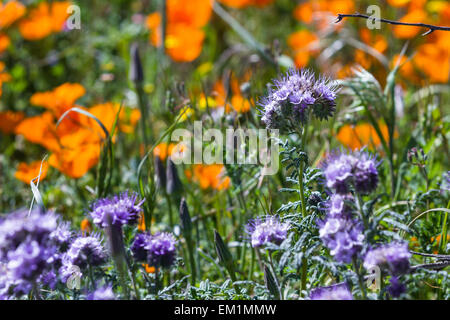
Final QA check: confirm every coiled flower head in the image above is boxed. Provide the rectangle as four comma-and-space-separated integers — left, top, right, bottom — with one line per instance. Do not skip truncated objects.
89, 191, 144, 228
146, 232, 177, 268
246, 215, 290, 248
363, 242, 411, 275
322, 149, 379, 195
317, 193, 364, 263
65, 233, 107, 269
259, 68, 339, 132
130, 232, 151, 262
310, 283, 353, 300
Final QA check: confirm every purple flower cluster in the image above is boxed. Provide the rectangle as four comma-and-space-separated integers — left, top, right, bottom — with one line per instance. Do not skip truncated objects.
89, 191, 144, 228
363, 242, 411, 276
317, 194, 364, 263
259, 68, 339, 131
441, 171, 450, 193
0, 210, 58, 298
131, 232, 177, 268
387, 276, 406, 298
310, 283, 353, 300
245, 216, 290, 248
87, 285, 115, 300
322, 149, 379, 195
64, 234, 107, 269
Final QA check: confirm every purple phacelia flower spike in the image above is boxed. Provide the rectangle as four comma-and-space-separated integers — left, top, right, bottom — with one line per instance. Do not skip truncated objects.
146, 232, 177, 268
65, 233, 107, 269
310, 283, 353, 300
322, 149, 380, 195
0, 209, 58, 298
363, 242, 411, 275
89, 191, 144, 228
131, 232, 151, 262
317, 194, 364, 263
246, 215, 290, 248
387, 276, 406, 298
87, 285, 116, 300
259, 68, 339, 132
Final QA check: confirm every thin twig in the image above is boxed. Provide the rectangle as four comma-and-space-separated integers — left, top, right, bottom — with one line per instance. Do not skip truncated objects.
410, 261, 450, 271
410, 251, 450, 261
335, 13, 450, 35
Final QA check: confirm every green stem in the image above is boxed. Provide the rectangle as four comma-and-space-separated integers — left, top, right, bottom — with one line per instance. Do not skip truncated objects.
439, 201, 450, 253
353, 258, 367, 299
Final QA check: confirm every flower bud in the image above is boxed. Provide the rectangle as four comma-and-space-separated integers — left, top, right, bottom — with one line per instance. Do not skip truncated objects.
264, 264, 281, 300
129, 42, 144, 83
179, 198, 192, 235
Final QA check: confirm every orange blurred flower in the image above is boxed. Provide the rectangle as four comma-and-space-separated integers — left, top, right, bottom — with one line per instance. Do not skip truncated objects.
19, 1, 71, 40
153, 142, 178, 161
337, 122, 392, 151
138, 213, 146, 232
0, 110, 24, 134
14, 160, 48, 184
143, 264, 156, 273
0, 61, 11, 96
293, 0, 354, 31
0, 33, 10, 52
80, 218, 92, 235
30, 82, 86, 117
189, 164, 231, 190
219, 0, 274, 8
393, 9, 428, 39
287, 30, 318, 68
0, 0, 26, 28
16, 84, 136, 179
146, 0, 212, 62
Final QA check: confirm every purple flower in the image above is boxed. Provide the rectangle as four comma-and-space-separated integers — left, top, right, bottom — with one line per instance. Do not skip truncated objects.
131, 233, 151, 262
310, 283, 353, 300
0, 209, 58, 298
322, 149, 379, 195
441, 171, 450, 193
317, 194, 364, 263
317, 215, 364, 263
50, 221, 72, 250
387, 276, 406, 298
89, 191, 144, 228
7, 240, 54, 282
65, 234, 107, 269
0, 210, 58, 259
146, 232, 177, 268
363, 242, 411, 275
246, 216, 290, 248
259, 68, 339, 131
87, 285, 115, 300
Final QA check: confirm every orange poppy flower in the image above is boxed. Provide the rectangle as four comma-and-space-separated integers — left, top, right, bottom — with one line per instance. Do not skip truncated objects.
165, 23, 205, 62
0, 110, 24, 134
80, 218, 92, 235
15, 160, 49, 184
287, 30, 318, 68
146, 0, 212, 62
137, 213, 146, 232
19, 1, 71, 40
0, 33, 10, 53
166, 0, 212, 28
30, 82, 86, 117
190, 164, 231, 190
231, 95, 251, 113
218, 0, 252, 8
393, 9, 428, 39
14, 112, 60, 151
337, 122, 391, 151
143, 264, 156, 273
49, 142, 100, 179
153, 142, 177, 161
293, 0, 354, 31
0, 0, 26, 28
